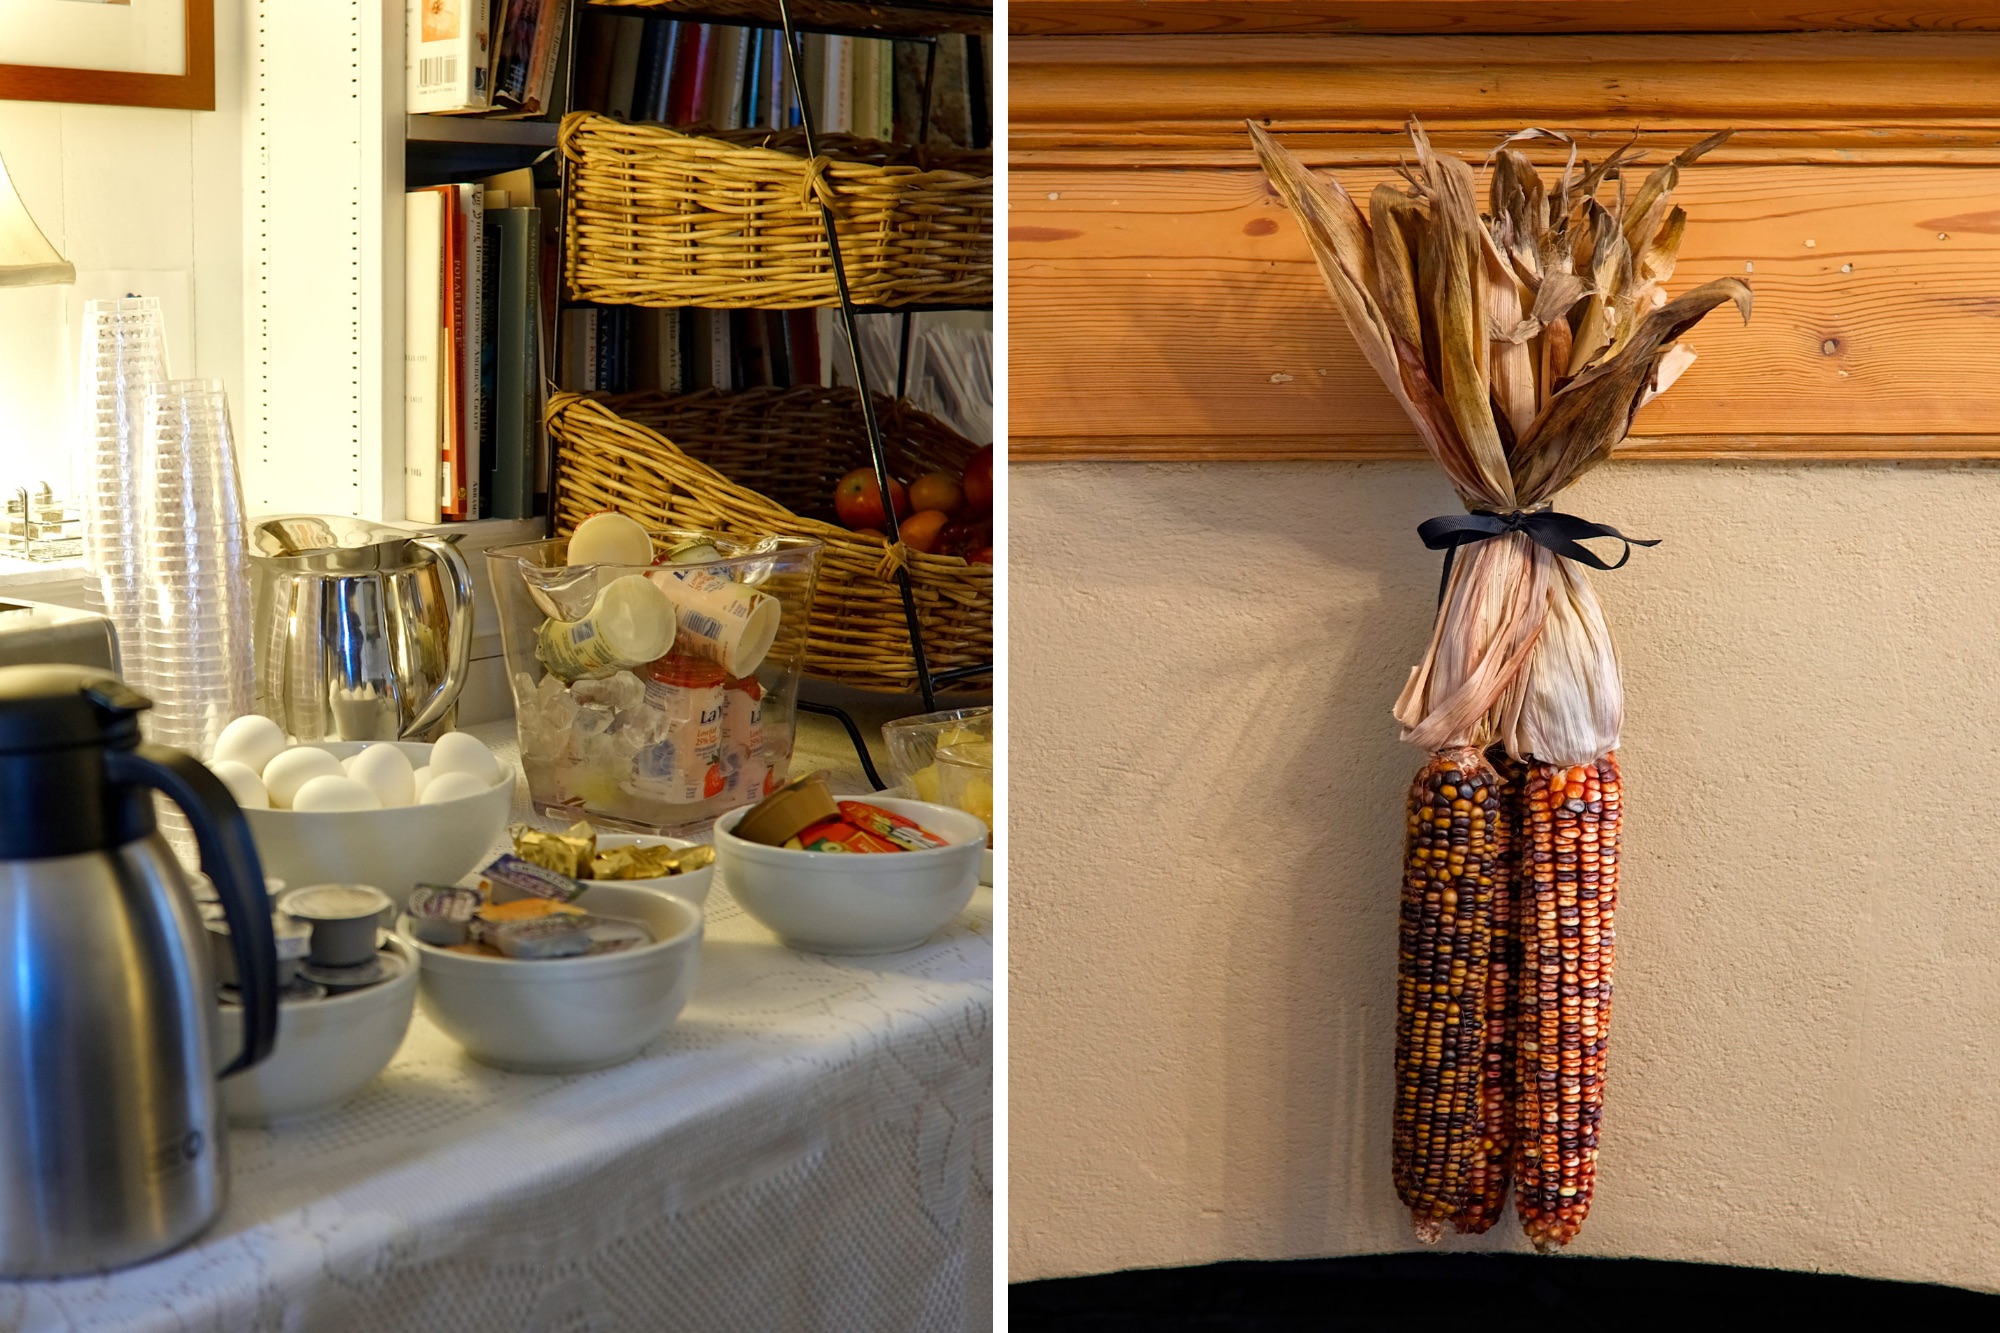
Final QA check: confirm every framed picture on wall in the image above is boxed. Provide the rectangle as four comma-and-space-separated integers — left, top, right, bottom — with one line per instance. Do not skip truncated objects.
0, 0, 214, 111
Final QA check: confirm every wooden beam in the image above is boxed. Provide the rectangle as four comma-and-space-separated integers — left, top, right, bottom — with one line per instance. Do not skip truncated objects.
1013, 434, 2000, 462
1010, 0, 2000, 37
1010, 162, 2000, 448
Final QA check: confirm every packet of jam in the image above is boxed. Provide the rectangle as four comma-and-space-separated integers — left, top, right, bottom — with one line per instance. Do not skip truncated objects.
592, 841, 716, 880
510, 821, 597, 879
482, 853, 588, 904
407, 884, 482, 946
476, 897, 587, 925
484, 914, 595, 960
785, 818, 902, 854
837, 801, 950, 852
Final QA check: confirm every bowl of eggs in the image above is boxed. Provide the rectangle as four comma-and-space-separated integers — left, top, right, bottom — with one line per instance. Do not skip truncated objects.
210, 716, 514, 910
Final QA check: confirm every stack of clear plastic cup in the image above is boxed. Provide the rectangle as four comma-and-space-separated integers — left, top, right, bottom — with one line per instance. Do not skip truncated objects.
134, 380, 253, 858
79, 297, 169, 672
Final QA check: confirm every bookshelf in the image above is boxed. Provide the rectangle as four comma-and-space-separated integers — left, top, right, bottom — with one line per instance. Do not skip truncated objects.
246, 0, 988, 704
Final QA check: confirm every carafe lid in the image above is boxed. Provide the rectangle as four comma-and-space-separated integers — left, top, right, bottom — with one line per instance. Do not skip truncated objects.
0, 664, 146, 754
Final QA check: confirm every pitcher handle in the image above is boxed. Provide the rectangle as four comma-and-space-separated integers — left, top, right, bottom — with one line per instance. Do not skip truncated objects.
402, 533, 477, 739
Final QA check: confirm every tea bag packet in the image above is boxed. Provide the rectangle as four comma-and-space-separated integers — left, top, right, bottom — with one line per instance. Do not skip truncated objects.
509, 821, 596, 879
407, 884, 482, 946
484, 914, 595, 960
482, 853, 588, 904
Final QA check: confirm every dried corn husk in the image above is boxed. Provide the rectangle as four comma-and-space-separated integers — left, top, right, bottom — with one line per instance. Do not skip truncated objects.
1253, 119, 1751, 765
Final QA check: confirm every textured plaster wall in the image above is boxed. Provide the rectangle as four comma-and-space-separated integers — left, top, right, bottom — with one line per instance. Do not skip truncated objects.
1009, 459, 2000, 1290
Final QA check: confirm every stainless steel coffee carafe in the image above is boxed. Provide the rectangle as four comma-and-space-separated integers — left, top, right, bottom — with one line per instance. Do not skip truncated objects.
250, 516, 475, 742
0, 665, 278, 1277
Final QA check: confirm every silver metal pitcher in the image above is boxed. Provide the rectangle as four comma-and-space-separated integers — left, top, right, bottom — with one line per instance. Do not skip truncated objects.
250, 516, 476, 742
0, 666, 278, 1277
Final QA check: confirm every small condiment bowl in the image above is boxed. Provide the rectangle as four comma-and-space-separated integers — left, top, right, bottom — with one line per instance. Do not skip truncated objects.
397, 884, 703, 1073
713, 796, 985, 955
242, 741, 513, 910
592, 832, 715, 908
216, 935, 419, 1125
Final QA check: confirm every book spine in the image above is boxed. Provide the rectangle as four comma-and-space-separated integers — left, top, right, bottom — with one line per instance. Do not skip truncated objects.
672, 25, 713, 126
826, 37, 852, 135
403, 191, 444, 524
633, 18, 666, 123
606, 15, 645, 119
785, 310, 818, 388
710, 308, 732, 390
706, 28, 746, 130
459, 182, 486, 520
661, 310, 685, 393
576, 9, 616, 112
480, 212, 503, 517
647, 23, 681, 125
494, 0, 543, 104
493, 208, 537, 521
526, 0, 571, 114
440, 186, 467, 521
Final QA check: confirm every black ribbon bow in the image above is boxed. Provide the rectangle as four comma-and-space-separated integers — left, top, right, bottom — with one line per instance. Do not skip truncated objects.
1417, 509, 1658, 606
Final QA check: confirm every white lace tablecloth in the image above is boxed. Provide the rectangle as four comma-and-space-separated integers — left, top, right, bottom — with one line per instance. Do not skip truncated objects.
0, 721, 992, 1332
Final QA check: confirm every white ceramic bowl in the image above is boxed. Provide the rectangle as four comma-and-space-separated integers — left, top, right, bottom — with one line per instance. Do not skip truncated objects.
713, 796, 986, 955
241, 741, 513, 910
215, 936, 419, 1125
398, 884, 703, 1073
593, 832, 715, 908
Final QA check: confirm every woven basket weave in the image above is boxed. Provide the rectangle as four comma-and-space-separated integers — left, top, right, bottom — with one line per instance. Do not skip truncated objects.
560, 113, 992, 310
548, 388, 992, 693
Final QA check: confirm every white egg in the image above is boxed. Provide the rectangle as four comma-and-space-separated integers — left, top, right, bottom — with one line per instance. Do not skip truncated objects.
262, 747, 344, 809
213, 714, 288, 773
345, 742, 417, 807
420, 770, 489, 804
209, 759, 269, 810
291, 774, 384, 813
412, 765, 433, 798
428, 731, 501, 786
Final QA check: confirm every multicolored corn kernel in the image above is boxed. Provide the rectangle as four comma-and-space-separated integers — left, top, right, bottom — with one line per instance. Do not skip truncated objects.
1394, 745, 1502, 1242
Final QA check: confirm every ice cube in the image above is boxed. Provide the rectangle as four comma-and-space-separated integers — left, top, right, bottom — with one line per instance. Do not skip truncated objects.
573, 704, 615, 740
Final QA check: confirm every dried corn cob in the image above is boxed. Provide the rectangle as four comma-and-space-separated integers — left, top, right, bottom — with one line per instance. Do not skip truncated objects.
1454, 747, 1525, 1234
1514, 752, 1621, 1250
1395, 745, 1501, 1242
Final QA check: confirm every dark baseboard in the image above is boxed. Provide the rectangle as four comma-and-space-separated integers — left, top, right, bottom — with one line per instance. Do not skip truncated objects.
1010, 1252, 2000, 1331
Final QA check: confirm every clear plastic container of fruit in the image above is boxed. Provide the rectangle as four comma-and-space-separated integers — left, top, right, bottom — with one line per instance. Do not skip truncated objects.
882, 707, 994, 837
488, 528, 823, 834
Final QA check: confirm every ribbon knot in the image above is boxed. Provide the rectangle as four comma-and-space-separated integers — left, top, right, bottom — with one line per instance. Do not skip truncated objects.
1416, 509, 1658, 606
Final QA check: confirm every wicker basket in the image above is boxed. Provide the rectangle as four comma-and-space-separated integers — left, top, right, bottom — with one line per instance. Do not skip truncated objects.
548, 387, 992, 693
560, 113, 992, 310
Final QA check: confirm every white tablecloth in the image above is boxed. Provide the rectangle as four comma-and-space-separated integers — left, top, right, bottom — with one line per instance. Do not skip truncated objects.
0, 720, 992, 1332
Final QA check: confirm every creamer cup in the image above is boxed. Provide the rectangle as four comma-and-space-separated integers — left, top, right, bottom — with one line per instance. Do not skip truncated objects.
644, 566, 780, 677
534, 574, 677, 681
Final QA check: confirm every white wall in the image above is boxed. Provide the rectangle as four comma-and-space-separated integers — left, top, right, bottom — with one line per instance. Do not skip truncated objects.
0, 0, 244, 502
1012, 458, 2000, 1294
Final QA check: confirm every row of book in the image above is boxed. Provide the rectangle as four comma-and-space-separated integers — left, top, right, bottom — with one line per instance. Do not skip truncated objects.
558, 307, 837, 395
403, 167, 559, 524
574, 17, 986, 147
408, 0, 571, 115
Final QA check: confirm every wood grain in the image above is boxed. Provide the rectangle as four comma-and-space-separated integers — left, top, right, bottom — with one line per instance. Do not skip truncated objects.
1010, 163, 2000, 452
0, 0, 214, 111
1012, 33, 2000, 164
1010, 0, 2000, 36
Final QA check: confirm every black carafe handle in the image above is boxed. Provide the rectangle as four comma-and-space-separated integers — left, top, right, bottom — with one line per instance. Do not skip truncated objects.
106, 745, 278, 1075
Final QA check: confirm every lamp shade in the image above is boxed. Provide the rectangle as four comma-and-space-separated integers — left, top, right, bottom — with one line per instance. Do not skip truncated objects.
0, 150, 74, 288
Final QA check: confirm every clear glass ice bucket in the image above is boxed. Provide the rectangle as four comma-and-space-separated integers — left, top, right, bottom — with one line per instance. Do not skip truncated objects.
488, 530, 823, 834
